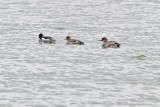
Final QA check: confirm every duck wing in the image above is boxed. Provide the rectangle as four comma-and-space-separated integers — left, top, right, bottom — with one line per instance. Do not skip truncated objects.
43, 36, 56, 41
70, 39, 84, 45
106, 41, 120, 48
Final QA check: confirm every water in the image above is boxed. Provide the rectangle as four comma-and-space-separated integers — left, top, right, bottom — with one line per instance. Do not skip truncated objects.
0, 0, 160, 106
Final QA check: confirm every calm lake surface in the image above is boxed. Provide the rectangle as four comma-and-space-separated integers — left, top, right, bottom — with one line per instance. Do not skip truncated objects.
0, 0, 160, 107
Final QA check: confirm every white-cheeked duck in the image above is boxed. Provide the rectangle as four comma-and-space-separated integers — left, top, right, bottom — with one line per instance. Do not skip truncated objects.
39, 33, 56, 44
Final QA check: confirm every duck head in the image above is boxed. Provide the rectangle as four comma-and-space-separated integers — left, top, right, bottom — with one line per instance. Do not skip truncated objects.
99, 37, 108, 42
39, 33, 43, 41
65, 36, 71, 40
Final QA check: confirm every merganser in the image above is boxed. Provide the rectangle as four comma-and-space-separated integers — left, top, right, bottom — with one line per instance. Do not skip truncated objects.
39, 33, 56, 43
65, 36, 84, 45
99, 37, 120, 48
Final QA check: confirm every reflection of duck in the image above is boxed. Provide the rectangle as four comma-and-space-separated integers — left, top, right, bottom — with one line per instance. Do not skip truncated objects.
99, 37, 120, 48
65, 36, 84, 45
39, 33, 56, 43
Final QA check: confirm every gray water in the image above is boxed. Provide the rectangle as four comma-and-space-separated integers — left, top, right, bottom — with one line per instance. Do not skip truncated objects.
0, 0, 160, 107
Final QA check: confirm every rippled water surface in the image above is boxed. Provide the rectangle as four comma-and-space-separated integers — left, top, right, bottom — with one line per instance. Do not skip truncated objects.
0, 0, 160, 107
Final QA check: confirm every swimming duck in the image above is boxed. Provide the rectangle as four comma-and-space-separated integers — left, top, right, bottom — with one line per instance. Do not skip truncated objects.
39, 33, 56, 43
65, 36, 84, 45
99, 37, 120, 48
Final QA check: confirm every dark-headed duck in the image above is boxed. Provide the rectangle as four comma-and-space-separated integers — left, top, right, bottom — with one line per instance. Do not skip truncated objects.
39, 33, 56, 43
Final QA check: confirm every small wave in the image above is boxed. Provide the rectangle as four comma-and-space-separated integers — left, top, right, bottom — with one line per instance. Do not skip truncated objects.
131, 55, 147, 60
55, 27, 65, 30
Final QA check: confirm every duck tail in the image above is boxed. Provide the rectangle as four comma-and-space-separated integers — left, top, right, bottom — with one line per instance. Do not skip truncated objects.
80, 42, 84, 45
115, 43, 120, 48
79, 41, 84, 45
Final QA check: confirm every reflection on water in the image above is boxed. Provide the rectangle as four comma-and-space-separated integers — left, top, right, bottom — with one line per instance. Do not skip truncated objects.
0, 0, 160, 106
39, 40, 56, 44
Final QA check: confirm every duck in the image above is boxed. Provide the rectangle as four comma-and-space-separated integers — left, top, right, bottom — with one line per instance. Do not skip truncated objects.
99, 37, 120, 48
39, 33, 56, 44
65, 36, 84, 45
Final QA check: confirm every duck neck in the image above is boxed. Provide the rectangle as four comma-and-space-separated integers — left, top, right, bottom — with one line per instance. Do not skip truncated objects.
66, 40, 70, 44
103, 41, 107, 45
39, 38, 42, 41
